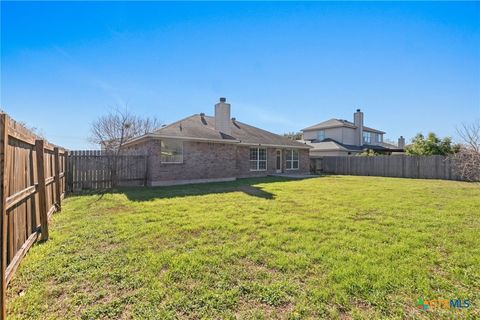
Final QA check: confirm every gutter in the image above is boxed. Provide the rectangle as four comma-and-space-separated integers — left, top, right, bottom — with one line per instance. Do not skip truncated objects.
237, 141, 311, 149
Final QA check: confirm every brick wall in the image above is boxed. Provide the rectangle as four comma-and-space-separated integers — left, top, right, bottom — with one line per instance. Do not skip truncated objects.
126, 139, 310, 184
235, 146, 309, 178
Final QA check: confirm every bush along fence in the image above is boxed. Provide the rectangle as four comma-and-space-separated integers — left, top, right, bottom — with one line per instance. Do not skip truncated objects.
311, 155, 462, 180
67, 150, 147, 192
0, 113, 66, 319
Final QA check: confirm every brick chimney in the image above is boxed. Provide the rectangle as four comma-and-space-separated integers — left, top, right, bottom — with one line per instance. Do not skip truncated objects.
214, 97, 231, 135
353, 109, 364, 146
398, 136, 405, 149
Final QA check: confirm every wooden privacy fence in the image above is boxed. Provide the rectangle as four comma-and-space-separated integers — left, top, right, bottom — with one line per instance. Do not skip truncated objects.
311, 155, 462, 180
67, 150, 147, 192
0, 113, 66, 319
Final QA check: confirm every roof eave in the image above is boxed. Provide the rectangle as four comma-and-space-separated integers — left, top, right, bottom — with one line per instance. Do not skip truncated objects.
302, 124, 357, 132
363, 128, 386, 134
124, 134, 311, 149
237, 141, 312, 149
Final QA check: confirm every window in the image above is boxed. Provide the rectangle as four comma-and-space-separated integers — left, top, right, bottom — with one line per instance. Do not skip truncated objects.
161, 139, 183, 163
377, 134, 383, 143
363, 132, 371, 144
317, 130, 325, 141
286, 149, 299, 170
250, 148, 267, 171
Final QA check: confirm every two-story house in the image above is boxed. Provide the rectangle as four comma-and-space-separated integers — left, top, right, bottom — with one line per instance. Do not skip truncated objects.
301, 109, 405, 157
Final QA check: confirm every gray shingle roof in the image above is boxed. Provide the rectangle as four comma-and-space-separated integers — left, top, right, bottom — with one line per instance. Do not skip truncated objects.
302, 119, 356, 131
152, 114, 310, 148
363, 126, 386, 134
302, 118, 385, 134
307, 138, 403, 152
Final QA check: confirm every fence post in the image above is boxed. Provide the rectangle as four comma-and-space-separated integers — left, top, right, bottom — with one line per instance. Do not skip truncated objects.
54, 147, 61, 211
63, 151, 67, 194
1, 114, 10, 320
67, 151, 73, 193
35, 140, 49, 241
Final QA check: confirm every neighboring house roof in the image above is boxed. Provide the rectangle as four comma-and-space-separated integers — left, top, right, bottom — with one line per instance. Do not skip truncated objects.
304, 139, 350, 152
381, 141, 400, 149
302, 119, 356, 131
301, 118, 385, 134
306, 138, 403, 152
363, 126, 386, 134
125, 114, 311, 149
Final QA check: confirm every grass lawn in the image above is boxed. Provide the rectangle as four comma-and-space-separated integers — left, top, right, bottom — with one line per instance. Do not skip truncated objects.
6, 176, 480, 319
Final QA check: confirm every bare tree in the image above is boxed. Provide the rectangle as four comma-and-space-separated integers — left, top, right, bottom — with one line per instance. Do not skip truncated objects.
456, 120, 480, 153
90, 106, 160, 187
449, 120, 480, 182
283, 131, 303, 141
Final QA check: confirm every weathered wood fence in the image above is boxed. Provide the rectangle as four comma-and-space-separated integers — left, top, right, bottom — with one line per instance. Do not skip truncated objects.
0, 113, 66, 319
311, 155, 462, 180
67, 150, 147, 192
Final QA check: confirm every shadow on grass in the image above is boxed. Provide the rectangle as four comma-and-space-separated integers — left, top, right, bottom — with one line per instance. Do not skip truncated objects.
110, 176, 313, 201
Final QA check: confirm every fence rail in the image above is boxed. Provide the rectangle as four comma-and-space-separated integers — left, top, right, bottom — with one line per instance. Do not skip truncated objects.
1, 113, 66, 319
67, 150, 147, 192
311, 155, 462, 180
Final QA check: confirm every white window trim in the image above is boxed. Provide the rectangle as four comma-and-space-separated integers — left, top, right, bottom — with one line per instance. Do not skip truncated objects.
363, 132, 371, 144
249, 147, 267, 171
286, 149, 299, 171
161, 140, 184, 164
317, 130, 325, 141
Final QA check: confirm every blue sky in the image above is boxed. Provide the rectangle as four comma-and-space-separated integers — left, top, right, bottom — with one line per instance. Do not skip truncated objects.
1, 1, 479, 149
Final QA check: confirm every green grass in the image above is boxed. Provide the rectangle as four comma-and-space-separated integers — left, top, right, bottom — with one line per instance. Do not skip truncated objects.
7, 176, 480, 319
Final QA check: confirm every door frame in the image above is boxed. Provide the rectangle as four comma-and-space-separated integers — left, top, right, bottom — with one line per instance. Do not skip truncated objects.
275, 149, 282, 173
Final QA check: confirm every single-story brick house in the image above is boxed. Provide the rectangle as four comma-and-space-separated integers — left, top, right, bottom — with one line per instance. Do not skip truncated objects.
124, 98, 311, 186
